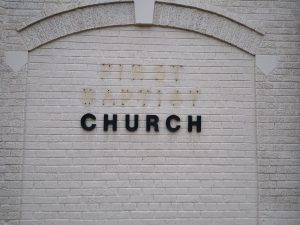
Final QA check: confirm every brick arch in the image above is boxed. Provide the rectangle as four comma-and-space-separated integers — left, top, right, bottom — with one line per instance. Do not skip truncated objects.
17, 1, 263, 55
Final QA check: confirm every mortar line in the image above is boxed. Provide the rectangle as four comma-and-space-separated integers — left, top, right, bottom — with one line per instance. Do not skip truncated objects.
19, 54, 30, 225
254, 57, 260, 225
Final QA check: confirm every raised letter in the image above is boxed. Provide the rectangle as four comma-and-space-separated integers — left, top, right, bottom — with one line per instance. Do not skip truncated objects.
126, 114, 139, 132
104, 114, 117, 131
166, 115, 181, 132
188, 115, 201, 133
81, 113, 96, 131
146, 115, 159, 132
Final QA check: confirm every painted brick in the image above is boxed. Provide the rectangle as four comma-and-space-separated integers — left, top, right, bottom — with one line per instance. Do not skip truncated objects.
16, 25, 258, 224
0, 1, 299, 225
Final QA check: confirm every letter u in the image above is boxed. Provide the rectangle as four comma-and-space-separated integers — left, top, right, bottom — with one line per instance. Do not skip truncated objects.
126, 114, 139, 132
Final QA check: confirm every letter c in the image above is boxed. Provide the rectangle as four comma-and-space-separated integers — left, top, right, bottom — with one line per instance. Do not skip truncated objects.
166, 115, 181, 132
81, 113, 96, 131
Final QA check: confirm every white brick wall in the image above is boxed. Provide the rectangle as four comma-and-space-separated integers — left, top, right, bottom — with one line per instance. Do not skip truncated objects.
21, 26, 257, 225
1, 1, 299, 225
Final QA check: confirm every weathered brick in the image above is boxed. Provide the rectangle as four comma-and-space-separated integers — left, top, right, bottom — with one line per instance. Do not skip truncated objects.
1, 1, 299, 225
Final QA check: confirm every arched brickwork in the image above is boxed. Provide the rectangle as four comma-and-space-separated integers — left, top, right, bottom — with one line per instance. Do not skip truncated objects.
18, 1, 263, 55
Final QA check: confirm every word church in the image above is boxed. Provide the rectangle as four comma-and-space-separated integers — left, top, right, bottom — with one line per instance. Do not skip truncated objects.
81, 113, 202, 133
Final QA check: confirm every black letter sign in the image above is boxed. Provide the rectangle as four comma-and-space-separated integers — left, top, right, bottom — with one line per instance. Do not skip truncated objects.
188, 115, 201, 133
166, 115, 181, 132
146, 115, 159, 132
104, 114, 117, 131
126, 114, 139, 132
81, 113, 96, 131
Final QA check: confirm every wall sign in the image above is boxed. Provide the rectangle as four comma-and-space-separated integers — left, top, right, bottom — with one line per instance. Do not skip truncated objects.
81, 113, 201, 133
